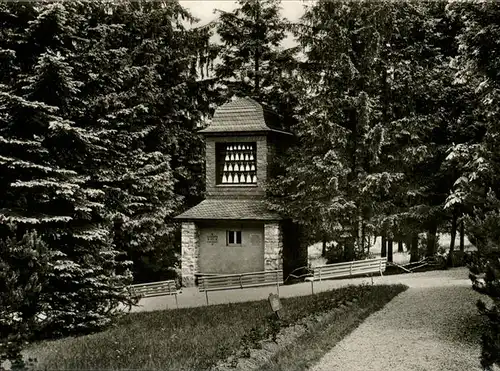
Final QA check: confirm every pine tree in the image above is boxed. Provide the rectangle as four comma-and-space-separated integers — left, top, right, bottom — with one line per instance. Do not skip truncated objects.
377, 1, 469, 260
0, 2, 135, 362
67, 0, 218, 283
268, 0, 407, 260
214, 0, 299, 123
267, 1, 476, 263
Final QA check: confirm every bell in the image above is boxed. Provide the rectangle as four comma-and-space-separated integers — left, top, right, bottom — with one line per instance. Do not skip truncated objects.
240, 173, 245, 183
235, 153, 240, 161
238, 145, 242, 150
242, 145, 246, 150
228, 174, 233, 183
230, 153, 235, 161
249, 153, 254, 161
245, 154, 249, 161
245, 164, 250, 171
225, 154, 230, 161
223, 164, 228, 172
234, 174, 239, 183
252, 175, 257, 183
250, 164, 255, 171
229, 164, 233, 172
222, 174, 228, 183
246, 174, 252, 183
234, 163, 239, 172
228, 145, 233, 151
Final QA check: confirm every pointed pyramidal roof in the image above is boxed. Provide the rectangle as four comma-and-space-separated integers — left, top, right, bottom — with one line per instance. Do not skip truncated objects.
199, 97, 292, 135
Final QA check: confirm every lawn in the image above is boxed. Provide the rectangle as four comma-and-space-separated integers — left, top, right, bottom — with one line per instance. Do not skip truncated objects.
25, 284, 407, 370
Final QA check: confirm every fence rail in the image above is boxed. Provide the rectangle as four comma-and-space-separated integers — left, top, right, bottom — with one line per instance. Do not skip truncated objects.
130, 279, 180, 307
198, 270, 283, 304
128, 259, 387, 307
306, 258, 387, 294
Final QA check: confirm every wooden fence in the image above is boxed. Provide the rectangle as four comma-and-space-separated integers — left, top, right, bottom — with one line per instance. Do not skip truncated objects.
305, 257, 387, 294
197, 270, 283, 304
128, 258, 387, 307
130, 280, 180, 307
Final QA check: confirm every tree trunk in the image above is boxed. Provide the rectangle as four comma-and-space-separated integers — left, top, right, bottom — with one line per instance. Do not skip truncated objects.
322, 237, 327, 257
344, 239, 355, 261
254, 1, 261, 96
381, 233, 387, 258
361, 221, 366, 253
459, 219, 465, 252
387, 239, 393, 262
447, 211, 458, 267
398, 240, 404, 253
410, 233, 419, 263
426, 223, 438, 257
357, 217, 364, 253
254, 50, 260, 95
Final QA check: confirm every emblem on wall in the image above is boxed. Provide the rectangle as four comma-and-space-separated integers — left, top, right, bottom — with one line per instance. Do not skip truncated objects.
207, 233, 218, 245
250, 234, 261, 245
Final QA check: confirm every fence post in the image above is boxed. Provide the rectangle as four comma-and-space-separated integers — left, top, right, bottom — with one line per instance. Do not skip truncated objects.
319, 267, 322, 282
239, 275, 243, 289
205, 290, 209, 306
350, 261, 353, 276
276, 271, 280, 295
379, 258, 383, 277
311, 279, 314, 295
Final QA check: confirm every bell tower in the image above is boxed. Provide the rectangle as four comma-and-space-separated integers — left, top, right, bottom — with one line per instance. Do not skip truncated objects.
175, 97, 301, 287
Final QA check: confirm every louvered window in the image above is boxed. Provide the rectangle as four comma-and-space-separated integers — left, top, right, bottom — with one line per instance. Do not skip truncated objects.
216, 143, 257, 184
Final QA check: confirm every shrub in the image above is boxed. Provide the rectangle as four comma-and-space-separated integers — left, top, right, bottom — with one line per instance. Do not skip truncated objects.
466, 200, 500, 370
0, 230, 52, 369
1, 226, 139, 370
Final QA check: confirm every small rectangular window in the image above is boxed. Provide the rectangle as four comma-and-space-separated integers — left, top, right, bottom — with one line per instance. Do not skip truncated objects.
227, 230, 242, 245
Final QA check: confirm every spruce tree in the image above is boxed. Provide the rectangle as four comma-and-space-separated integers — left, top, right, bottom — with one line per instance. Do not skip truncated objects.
267, 1, 478, 263
268, 0, 406, 260
0, 2, 135, 363
214, 0, 299, 123
69, 0, 218, 282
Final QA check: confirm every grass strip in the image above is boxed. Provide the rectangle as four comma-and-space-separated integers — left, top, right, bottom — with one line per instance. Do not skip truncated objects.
25, 284, 407, 371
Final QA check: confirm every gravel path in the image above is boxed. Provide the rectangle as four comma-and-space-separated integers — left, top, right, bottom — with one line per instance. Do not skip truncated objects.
310, 281, 485, 371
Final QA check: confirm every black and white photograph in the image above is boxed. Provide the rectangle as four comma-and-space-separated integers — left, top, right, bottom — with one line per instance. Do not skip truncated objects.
1, 0, 499, 370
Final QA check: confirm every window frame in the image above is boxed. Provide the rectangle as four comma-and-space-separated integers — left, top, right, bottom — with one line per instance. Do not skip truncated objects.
226, 230, 242, 246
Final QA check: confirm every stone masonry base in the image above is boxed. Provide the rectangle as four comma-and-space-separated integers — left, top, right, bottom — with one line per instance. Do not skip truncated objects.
264, 222, 283, 271
181, 222, 199, 287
